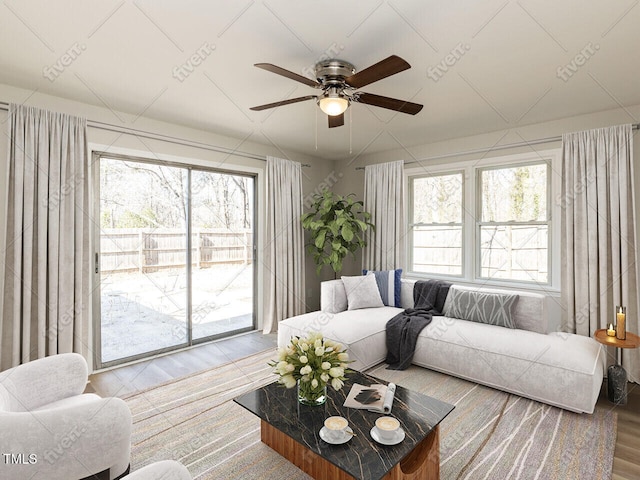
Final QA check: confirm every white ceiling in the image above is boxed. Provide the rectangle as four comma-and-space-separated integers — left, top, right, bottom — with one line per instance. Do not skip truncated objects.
1, 1, 639, 160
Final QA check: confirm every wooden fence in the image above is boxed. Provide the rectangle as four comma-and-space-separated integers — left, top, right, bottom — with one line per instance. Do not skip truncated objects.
100, 228, 253, 274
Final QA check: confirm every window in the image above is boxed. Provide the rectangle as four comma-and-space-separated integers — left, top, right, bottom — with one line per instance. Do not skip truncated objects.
478, 163, 549, 283
408, 151, 557, 288
410, 172, 464, 275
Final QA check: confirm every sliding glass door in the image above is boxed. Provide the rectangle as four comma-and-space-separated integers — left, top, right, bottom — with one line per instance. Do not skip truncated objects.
190, 170, 254, 340
95, 154, 255, 368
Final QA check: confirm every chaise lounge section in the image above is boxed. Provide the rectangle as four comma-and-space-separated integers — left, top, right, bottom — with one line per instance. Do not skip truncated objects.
278, 278, 605, 413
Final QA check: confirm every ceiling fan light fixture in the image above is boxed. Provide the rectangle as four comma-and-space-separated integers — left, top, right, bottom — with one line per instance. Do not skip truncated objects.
251, 56, 423, 124
318, 93, 349, 116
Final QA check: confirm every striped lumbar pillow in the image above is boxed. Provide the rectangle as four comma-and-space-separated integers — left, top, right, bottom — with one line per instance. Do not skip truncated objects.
443, 286, 519, 329
362, 269, 403, 307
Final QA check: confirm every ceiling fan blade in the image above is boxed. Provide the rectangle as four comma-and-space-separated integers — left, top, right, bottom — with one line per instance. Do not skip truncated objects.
328, 113, 344, 128
355, 92, 423, 115
345, 55, 411, 89
254, 63, 320, 87
250, 95, 317, 111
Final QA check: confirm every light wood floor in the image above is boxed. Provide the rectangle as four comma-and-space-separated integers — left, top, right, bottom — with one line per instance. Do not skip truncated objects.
89, 333, 640, 479
88, 330, 277, 398
597, 382, 640, 480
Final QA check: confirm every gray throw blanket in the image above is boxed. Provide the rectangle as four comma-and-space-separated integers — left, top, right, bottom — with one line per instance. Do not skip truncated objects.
385, 280, 451, 370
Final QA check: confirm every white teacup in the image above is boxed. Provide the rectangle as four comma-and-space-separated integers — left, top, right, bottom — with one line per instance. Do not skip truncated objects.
375, 416, 400, 441
324, 416, 349, 441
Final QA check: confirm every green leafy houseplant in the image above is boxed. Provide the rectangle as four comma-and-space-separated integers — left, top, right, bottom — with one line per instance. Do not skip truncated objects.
301, 190, 374, 276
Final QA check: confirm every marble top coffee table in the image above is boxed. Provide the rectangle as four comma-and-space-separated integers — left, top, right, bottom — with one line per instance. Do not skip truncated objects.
234, 370, 454, 480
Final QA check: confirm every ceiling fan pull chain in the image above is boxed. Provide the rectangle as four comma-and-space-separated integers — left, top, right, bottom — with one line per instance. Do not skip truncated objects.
315, 105, 318, 150
349, 108, 353, 154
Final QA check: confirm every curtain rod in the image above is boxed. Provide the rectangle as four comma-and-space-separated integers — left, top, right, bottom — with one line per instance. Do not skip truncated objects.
0, 101, 311, 167
354, 123, 640, 170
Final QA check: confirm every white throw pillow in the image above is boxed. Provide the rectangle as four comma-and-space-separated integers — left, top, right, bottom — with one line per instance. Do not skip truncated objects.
341, 275, 385, 310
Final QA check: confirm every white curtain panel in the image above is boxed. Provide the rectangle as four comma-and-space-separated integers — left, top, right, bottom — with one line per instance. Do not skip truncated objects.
2, 104, 90, 370
362, 160, 405, 271
263, 156, 305, 334
561, 124, 639, 382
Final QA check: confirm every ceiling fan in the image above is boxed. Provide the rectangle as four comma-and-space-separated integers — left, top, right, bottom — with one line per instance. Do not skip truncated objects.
250, 55, 423, 128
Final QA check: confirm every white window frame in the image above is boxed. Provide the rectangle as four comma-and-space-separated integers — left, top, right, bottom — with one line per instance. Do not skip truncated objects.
475, 160, 551, 285
405, 149, 561, 292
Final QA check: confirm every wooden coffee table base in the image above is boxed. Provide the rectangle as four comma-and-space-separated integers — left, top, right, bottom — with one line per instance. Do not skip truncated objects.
261, 420, 440, 480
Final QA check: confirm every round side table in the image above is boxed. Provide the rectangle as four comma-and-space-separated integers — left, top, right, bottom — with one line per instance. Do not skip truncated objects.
594, 329, 640, 405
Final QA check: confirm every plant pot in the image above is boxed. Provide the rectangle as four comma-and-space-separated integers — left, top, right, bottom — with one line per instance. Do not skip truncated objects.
297, 380, 327, 406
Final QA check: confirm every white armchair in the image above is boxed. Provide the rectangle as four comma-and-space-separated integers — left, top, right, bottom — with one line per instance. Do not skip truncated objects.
0, 353, 132, 480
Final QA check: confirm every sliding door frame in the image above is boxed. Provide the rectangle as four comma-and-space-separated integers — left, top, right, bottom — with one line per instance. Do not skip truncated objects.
91, 151, 257, 369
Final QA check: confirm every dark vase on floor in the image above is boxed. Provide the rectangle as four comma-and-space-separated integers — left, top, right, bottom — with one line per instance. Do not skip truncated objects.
607, 364, 627, 405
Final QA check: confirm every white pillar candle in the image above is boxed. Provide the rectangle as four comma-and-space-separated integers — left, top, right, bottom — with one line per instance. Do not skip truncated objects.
615, 306, 626, 340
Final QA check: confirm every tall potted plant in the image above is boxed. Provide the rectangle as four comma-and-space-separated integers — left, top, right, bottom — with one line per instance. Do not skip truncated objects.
301, 190, 374, 276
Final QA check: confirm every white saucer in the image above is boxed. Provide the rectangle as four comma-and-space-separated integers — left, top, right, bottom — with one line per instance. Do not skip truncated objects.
320, 426, 353, 445
370, 426, 405, 445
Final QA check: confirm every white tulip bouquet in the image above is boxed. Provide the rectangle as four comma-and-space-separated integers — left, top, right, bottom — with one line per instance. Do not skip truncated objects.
270, 331, 351, 405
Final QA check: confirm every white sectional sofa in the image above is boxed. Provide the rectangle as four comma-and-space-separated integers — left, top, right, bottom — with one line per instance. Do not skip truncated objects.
277, 278, 606, 413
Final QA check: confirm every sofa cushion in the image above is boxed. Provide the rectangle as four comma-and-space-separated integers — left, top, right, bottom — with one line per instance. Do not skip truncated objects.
321, 280, 348, 314
443, 286, 518, 328
362, 269, 402, 307
278, 307, 402, 371
342, 275, 384, 310
411, 317, 605, 413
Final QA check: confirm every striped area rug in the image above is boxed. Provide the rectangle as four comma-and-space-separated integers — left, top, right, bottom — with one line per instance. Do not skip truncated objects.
368, 364, 616, 480
124, 349, 616, 480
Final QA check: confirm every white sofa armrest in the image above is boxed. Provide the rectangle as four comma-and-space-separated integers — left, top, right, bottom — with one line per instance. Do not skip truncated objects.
0, 396, 132, 480
0, 353, 88, 412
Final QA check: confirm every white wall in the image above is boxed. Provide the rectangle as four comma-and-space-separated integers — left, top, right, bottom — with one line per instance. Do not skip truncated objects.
333, 103, 640, 332
2, 84, 639, 341
0, 85, 336, 365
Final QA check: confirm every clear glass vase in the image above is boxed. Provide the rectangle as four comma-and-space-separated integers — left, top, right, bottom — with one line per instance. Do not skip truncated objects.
297, 380, 327, 406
